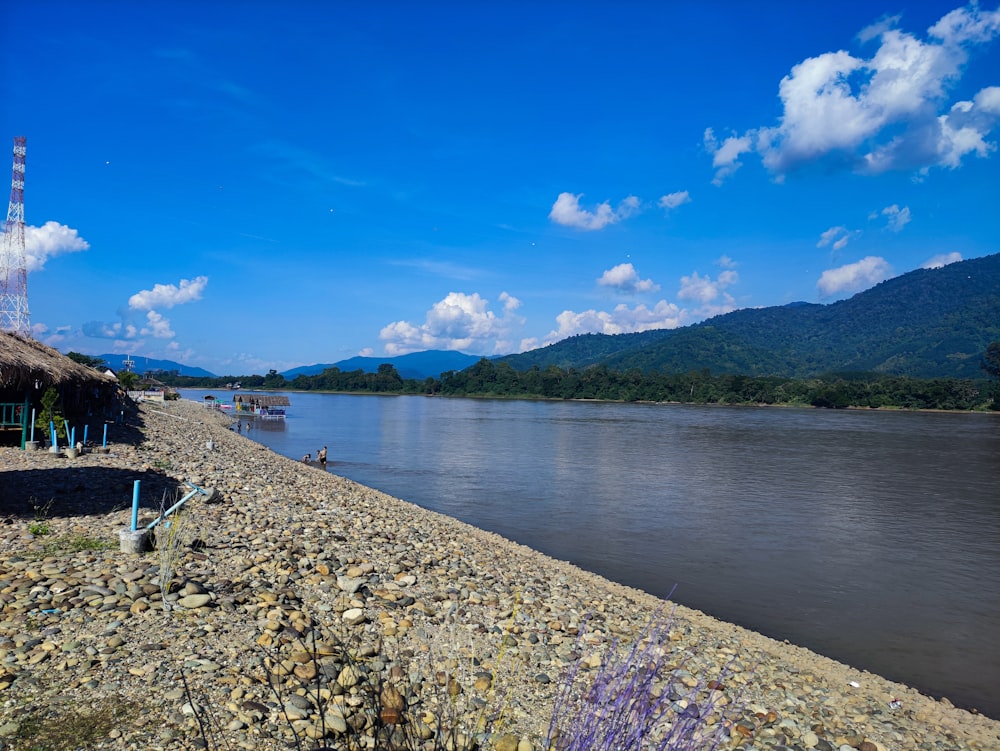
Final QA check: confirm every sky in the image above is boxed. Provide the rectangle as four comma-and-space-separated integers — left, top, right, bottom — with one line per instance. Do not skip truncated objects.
1, 1, 999, 375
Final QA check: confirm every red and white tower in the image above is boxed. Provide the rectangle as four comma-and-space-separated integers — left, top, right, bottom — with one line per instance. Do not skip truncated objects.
0, 136, 30, 337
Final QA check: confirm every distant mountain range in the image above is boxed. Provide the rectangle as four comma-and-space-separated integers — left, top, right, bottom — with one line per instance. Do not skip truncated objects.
93, 253, 999, 383
281, 350, 482, 380
95, 353, 216, 378
496, 253, 1000, 379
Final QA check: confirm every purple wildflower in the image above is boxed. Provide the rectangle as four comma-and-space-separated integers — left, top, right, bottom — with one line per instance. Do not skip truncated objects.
545, 611, 742, 751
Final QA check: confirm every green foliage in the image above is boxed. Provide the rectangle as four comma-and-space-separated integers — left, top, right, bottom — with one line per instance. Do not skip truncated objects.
982, 341, 1000, 379
158, 363, 411, 394
118, 370, 138, 390
27, 498, 54, 536
431, 360, 993, 410
262, 368, 287, 389
156, 358, 994, 410
43, 534, 115, 555
26, 534, 116, 559
34, 387, 67, 439
65, 351, 107, 369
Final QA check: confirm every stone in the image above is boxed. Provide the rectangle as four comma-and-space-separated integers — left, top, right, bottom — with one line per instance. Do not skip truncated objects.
177, 594, 212, 609
282, 701, 310, 721
342, 607, 365, 625
337, 665, 361, 689
494, 734, 519, 751
337, 576, 365, 594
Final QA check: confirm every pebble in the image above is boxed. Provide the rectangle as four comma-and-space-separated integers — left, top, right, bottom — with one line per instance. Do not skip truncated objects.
1, 399, 997, 751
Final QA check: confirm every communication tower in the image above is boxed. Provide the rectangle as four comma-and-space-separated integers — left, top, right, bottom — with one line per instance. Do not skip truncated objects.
0, 136, 29, 337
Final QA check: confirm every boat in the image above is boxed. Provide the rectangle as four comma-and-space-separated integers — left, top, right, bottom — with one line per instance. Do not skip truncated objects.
232, 394, 290, 420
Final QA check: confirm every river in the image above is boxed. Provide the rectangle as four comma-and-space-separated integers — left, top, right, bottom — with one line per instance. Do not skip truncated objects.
180, 389, 1000, 718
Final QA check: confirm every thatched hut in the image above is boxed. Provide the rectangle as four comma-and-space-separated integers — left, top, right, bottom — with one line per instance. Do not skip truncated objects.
233, 393, 290, 420
0, 332, 120, 448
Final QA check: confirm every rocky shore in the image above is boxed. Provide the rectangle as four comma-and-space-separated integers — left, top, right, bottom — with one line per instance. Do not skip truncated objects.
1, 399, 997, 750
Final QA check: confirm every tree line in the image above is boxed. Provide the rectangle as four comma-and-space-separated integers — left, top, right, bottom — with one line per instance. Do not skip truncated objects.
149, 350, 1000, 411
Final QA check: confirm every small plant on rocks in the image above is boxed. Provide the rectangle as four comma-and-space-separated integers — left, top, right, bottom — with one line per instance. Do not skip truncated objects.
10, 696, 138, 751
154, 488, 191, 612
43, 533, 116, 556
26, 497, 53, 536
544, 614, 743, 751
26, 520, 50, 537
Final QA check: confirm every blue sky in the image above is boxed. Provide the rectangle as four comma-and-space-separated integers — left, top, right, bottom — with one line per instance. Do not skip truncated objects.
2, 1, 998, 375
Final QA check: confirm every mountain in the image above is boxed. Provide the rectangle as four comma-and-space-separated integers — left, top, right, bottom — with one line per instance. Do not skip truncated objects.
282, 350, 483, 380
497, 253, 1000, 379
96, 354, 216, 378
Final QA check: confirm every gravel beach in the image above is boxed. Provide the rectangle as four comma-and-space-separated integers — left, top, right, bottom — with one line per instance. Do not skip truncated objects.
1, 399, 997, 750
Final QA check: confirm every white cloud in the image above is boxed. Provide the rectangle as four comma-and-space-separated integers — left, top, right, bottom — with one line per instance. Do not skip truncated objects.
499, 290, 521, 312
128, 276, 208, 310
0, 221, 90, 272
379, 291, 524, 355
542, 300, 686, 342
716, 255, 738, 269
597, 263, 660, 294
658, 191, 691, 210
817, 225, 860, 251
817, 256, 893, 297
818, 226, 846, 249
930, 4, 1000, 44
140, 310, 175, 339
876, 204, 912, 231
82, 320, 140, 340
709, 3, 1000, 180
704, 129, 754, 184
549, 192, 641, 230
677, 269, 739, 305
929, 86, 1000, 168
922, 251, 963, 268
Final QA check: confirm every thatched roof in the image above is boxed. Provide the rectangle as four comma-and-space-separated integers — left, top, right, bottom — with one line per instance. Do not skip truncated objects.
0, 332, 118, 391
233, 394, 290, 407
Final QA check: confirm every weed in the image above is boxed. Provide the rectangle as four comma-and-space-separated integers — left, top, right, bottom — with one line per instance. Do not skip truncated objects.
544, 613, 743, 751
47, 534, 115, 555
27, 498, 54, 537
154, 488, 190, 611
11, 697, 138, 750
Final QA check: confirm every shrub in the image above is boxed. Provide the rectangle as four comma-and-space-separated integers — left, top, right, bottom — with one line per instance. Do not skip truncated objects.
544, 615, 741, 751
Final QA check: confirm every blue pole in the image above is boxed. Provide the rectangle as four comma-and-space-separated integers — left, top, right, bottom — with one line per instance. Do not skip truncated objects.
131, 480, 140, 531
103, 423, 108, 447
84, 424, 88, 445
146, 486, 200, 530
70, 426, 75, 447
50, 421, 55, 447
30, 409, 35, 443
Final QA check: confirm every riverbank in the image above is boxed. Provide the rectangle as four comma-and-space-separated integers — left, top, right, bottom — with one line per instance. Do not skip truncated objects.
1, 400, 997, 750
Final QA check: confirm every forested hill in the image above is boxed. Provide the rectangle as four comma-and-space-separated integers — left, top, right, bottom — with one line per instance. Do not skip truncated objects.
497, 253, 1000, 379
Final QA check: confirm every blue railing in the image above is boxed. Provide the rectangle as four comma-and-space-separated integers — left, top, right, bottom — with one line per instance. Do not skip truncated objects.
0, 401, 29, 449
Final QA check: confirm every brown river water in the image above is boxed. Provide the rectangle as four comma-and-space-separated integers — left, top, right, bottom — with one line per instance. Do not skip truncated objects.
183, 390, 1000, 719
